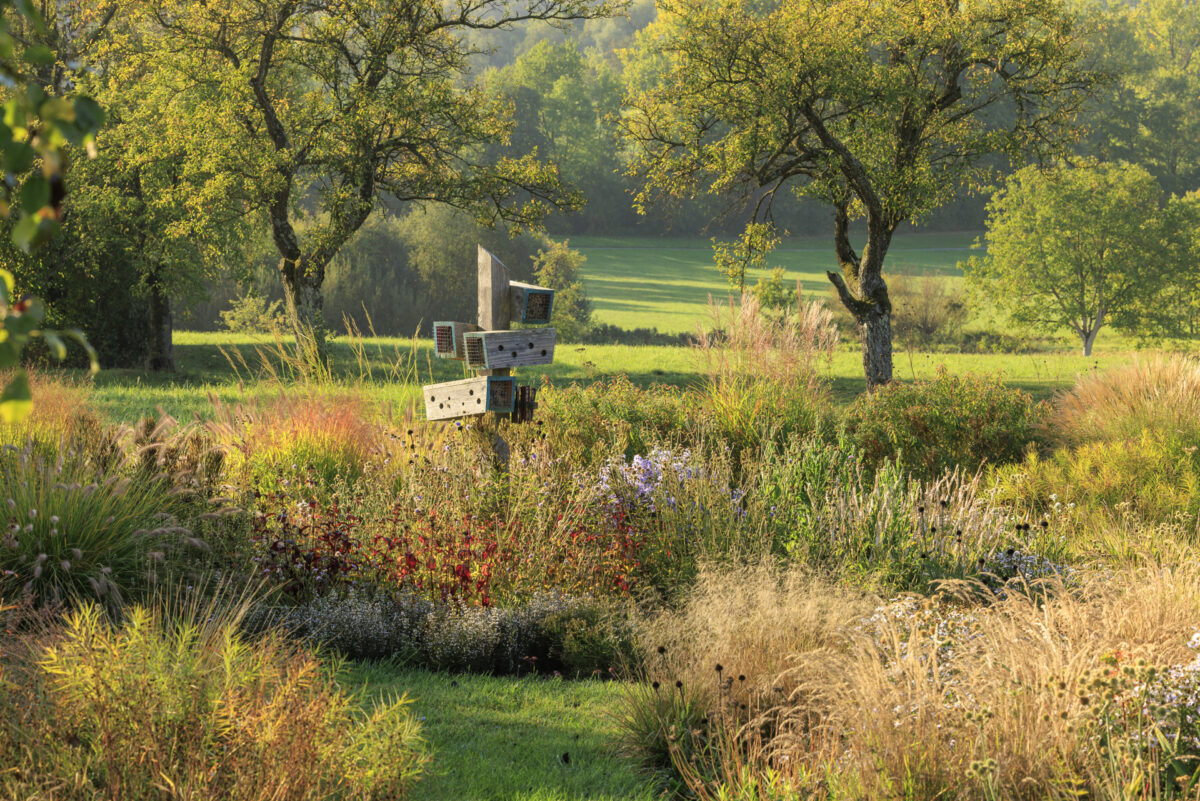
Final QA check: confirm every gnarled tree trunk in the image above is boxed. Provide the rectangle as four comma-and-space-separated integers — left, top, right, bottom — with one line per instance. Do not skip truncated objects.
827, 203, 896, 390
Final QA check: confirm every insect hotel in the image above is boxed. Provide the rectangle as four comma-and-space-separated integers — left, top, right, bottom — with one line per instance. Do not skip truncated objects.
424, 246, 554, 424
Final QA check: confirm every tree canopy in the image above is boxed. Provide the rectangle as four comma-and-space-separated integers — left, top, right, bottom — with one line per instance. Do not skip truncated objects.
108, 0, 615, 360
622, 0, 1098, 387
965, 161, 1194, 355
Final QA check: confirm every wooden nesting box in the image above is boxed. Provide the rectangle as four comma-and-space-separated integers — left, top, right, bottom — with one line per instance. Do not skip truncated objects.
423, 375, 515, 421
432, 321, 480, 360
508, 281, 555, 325
462, 328, 556, 370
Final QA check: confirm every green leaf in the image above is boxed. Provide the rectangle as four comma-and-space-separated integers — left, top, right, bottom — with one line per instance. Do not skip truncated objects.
22, 45, 52, 66
0, 336, 17, 368
0, 267, 11, 306
18, 175, 49, 213
3, 139, 34, 174
72, 96, 105, 131
12, 213, 39, 251
0, 369, 32, 423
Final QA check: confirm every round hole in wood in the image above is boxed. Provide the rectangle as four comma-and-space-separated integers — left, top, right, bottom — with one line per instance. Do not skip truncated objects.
541, 349, 547, 356
498, 344, 505, 351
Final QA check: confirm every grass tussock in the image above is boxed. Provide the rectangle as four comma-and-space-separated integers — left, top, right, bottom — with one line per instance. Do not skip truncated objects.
1051, 354, 1200, 447
210, 391, 387, 488
633, 560, 1200, 800
0, 598, 427, 800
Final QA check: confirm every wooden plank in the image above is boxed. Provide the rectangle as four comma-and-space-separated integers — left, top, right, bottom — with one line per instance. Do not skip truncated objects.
477, 246, 512, 333
509, 281, 555, 325
423, 376, 515, 421
463, 328, 556, 370
432, 321, 479, 360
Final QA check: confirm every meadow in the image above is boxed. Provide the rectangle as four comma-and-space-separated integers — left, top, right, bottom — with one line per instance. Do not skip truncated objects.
4, 237, 1200, 801
573, 231, 975, 333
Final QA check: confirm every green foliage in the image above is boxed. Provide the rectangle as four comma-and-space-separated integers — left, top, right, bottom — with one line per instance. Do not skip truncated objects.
623, 0, 1096, 384
1078, 0, 1200, 196
0, 3, 104, 251
748, 268, 798, 315
713, 222, 781, 294
0, 444, 195, 607
966, 162, 1190, 355
487, 39, 632, 234
111, 0, 613, 357
532, 239, 593, 341
2, 602, 427, 800
398, 205, 540, 325
538, 374, 694, 461
219, 292, 286, 336
845, 368, 1046, 480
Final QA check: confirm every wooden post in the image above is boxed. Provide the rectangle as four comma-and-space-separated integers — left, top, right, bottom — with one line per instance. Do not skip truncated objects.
477, 246, 511, 460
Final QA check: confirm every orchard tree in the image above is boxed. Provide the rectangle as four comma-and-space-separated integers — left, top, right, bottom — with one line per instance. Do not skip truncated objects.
111, 0, 615, 362
622, 0, 1098, 388
965, 162, 1182, 355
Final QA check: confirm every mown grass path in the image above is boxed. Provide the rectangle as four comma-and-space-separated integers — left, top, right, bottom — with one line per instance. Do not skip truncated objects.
347, 664, 657, 801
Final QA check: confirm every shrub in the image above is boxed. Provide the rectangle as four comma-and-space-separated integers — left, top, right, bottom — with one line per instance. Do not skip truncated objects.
219, 291, 287, 335
845, 367, 1045, 480
0, 601, 427, 800
1050, 354, 1200, 448
537, 375, 693, 462
0, 445, 198, 607
888, 273, 968, 348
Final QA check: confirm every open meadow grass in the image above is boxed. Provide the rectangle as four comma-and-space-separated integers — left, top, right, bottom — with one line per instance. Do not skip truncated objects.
75, 330, 1139, 422
573, 231, 977, 333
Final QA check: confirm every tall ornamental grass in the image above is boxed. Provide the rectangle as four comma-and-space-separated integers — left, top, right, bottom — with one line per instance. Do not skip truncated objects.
624, 557, 1200, 800
0, 600, 427, 800
0, 445, 197, 607
1050, 355, 1200, 448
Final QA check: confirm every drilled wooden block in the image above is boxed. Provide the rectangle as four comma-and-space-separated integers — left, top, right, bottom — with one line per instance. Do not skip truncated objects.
433, 321, 480, 360
509, 281, 555, 325
462, 328, 556, 370
423, 376, 515, 420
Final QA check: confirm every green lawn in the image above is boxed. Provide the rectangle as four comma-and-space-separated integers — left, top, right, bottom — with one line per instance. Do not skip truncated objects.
72, 330, 1143, 422
35, 233, 1184, 422
572, 231, 978, 334
346, 664, 656, 801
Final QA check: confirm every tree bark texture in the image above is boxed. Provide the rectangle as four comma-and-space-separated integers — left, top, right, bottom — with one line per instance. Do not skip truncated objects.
146, 271, 174, 372
827, 203, 896, 390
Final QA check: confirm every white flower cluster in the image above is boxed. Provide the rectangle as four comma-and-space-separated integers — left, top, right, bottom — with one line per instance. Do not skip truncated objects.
1130, 633, 1200, 756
